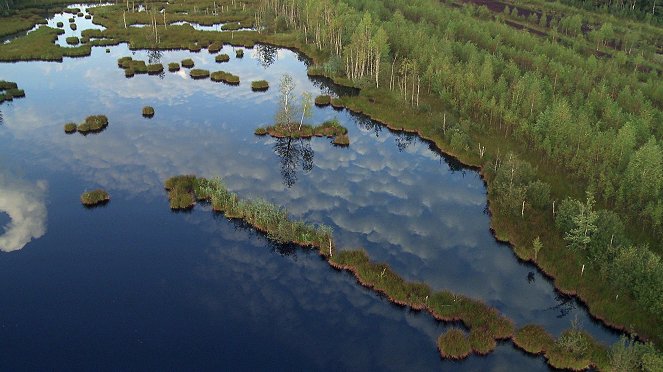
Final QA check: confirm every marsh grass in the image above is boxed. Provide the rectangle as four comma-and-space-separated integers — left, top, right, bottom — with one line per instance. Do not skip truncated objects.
251, 80, 269, 91
215, 53, 230, 63
70, 23, 77, 31
332, 133, 350, 146
80, 189, 110, 207
77, 115, 108, 134
56, 21, 64, 28
181, 58, 194, 68
254, 127, 268, 135
513, 325, 554, 354
208, 42, 221, 53
84, 14, 91, 20
221, 22, 241, 31
66, 36, 79, 45
64, 122, 77, 133
168, 62, 180, 72
314, 95, 331, 106
437, 329, 472, 359
330, 97, 345, 110
210, 70, 239, 84
0, 81, 25, 104
147, 63, 163, 74
190, 68, 210, 79
142, 106, 154, 117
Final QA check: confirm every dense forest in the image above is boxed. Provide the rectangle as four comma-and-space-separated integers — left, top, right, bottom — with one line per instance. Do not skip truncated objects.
256, 0, 663, 336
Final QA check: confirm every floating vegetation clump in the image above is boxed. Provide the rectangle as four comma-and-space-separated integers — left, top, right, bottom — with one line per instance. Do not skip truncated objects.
164, 175, 197, 210
117, 56, 148, 76
437, 329, 472, 359
188, 43, 201, 52
76, 115, 109, 134
314, 94, 331, 106
210, 70, 239, 85
251, 80, 269, 91
215, 53, 230, 63
256, 119, 348, 145
70, 23, 77, 31
68, 17, 75, 23
147, 63, 164, 75
235, 49, 244, 58
0, 80, 25, 104
77, 12, 84, 17
142, 106, 154, 118
168, 62, 180, 72
181, 58, 194, 68
190, 68, 210, 79
81, 189, 110, 207
56, 21, 64, 28
64, 122, 77, 133
208, 42, 221, 53
65, 36, 79, 45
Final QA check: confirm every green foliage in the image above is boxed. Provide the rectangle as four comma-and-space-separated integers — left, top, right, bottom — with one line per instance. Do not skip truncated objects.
235, 49, 244, 58
513, 325, 553, 354
80, 189, 110, 206
147, 63, 163, 74
77, 115, 108, 134
314, 95, 331, 106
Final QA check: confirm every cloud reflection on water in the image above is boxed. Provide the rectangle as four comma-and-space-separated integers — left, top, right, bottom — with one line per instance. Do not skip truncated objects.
0, 171, 47, 252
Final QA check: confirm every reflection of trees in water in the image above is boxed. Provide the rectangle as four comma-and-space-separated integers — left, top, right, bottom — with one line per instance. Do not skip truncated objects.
544, 291, 576, 319
0, 110, 3, 125
224, 217, 300, 258
394, 132, 416, 152
273, 138, 314, 188
353, 112, 382, 137
147, 50, 163, 64
256, 44, 278, 69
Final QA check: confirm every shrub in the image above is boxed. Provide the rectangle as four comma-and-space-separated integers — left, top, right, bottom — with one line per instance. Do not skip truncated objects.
215, 53, 229, 63
168, 62, 180, 72
80, 189, 110, 206
190, 69, 210, 79
142, 106, 154, 117
315, 95, 331, 106
65, 36, 79, 45
235, 49, 244, 58
181, 58, 194, 68
147, 63, 163, 74
64, 122, 77, 133
251, 80, 269, 91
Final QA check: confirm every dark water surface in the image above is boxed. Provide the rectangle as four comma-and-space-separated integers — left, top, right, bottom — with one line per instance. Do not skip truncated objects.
0, 41, 620, 370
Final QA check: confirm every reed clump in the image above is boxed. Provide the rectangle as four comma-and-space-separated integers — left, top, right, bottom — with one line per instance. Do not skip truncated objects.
437, 329, 472, 359
215, 53, 230, 63
251, 80, 269, 91
81, 189, 110, 206
190, 68, 210, 79
314, 95, 331, 106
168, 62, 180, 72
210, 70, 239, 85
181, 58, 194, 68
142, 106, 154, 117
164, 175, 197, 210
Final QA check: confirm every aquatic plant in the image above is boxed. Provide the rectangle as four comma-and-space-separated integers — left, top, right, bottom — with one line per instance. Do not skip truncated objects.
64, 122, 77, 133
66, 36, 79, 45
85, 14, 91, 20
190, 69, 210, 79
330, 98, 344, 110
77, 12, 84, 17
437, 328, 472, 359
164, 175, 197, 210
142, 106, 155, 118
258, 119, 348, 145
215, 53, 230, 63
168, 62, 180, 72
80, 189, 110, 206
188, 43, 201, 52
251, 80, 269, 91
221, 22, 241, 31
181, 58, 194, 68
210, 70, 239, 85
314, 95, 331, 106
0, 81, 26, 104
77, 115, 108, 134
332, 133, 350, 146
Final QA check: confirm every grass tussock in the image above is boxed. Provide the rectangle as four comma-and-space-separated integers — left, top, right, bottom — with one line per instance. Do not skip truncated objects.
315, 95, 331, 106
251, 80, 269, 91
65, 36, 79, 45
64, 122, 77, 133
76, 115, 109, 134
254, 127, 268, 135
330, 97, 345, 110
215, 53, 230, 63
168, 62, 180, 72
147, 63, 164, 74
190, 68, 210, 79
84, 14, 91, 20
437, 329, 472, 359
181, 58, 194, 68
513, 325, 554, 354
117, 56, 148, 75
81, 189, 110, 207
56, 21, 64, 28
210, 70, 239, 85
208, 42, 221, 53
70, 23, 77, 31
142, 106, 154, 117
164, 175, 196, 210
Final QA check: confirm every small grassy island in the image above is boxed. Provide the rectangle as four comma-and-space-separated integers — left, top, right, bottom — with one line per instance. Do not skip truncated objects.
214, 53, 229, 63
63, 122, 77, 133
255, 120, 349, 146
65, 115, 109, 135
251, 80, 269, 91
147, 63, 163, 75
65, 36, 79, 45
142, 106, 154, 118
314, 95, 331, 106
207, 42, 221, 54
437, 328, 472, 359
167, 62, 180, 72
80, 189, 110, 207
0, 80, 26, 104
190, 68, 210, 79
181, 58, 194, 68
210, 70, 239, 85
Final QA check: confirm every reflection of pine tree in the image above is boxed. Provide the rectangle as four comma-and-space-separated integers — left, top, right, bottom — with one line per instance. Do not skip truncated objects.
147, 50, 163, 64
394, 132, 415, 152
0, 110, 3, 125
256, 44, 278, 69
273, 138, 314, 188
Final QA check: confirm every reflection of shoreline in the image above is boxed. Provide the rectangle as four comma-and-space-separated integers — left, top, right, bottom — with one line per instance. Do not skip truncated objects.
0, 172, 47, 252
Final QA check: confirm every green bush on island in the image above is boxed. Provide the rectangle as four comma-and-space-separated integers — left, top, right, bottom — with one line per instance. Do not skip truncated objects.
66, 36, 79, 45
77, 114, 108, 134
147, 63, 164, 74
181, 58, 194, 68
207, 42, 221, 53
190, 69, 210, 79
215, 53, 230, 63
168, 62, 180, 72
80, 189, 110, 206
437, 328, 472, 359
142, 106, 155, 117
64, 122, 77, 133
314, 94, 331, 106
210, 70, 239, 85
56, 21, 64, 28
235, 49, 244, 58
251, 80, 269, 91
